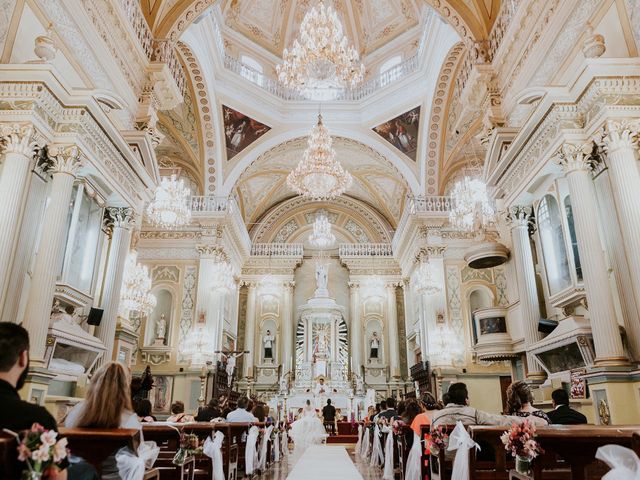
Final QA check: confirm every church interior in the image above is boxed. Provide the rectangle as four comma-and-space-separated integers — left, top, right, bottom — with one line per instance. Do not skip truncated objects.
1, 0, 640, 479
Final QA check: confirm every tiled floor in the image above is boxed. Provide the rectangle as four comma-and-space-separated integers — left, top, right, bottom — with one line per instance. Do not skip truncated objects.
262, 444, 383, 479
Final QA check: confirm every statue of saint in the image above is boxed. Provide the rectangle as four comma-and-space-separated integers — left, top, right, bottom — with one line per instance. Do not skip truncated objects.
315, 263, 328, 289
263, 329, 275, 359
155, 314, 167, 340
355, 374, 365, 395
370, 332, 380, 359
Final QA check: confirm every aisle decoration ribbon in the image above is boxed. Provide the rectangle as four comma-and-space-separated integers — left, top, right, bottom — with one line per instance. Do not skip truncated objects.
447, 421, 479, 480
404, 432, 422, 480
203, 431, 225, 480
245, 426, 260, 475
382, 427, 395, 479
596, 444, 640, 479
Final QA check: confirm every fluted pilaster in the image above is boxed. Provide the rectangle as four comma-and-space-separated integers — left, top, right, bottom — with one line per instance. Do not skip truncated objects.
386, 283, 401, 378
0, 124, 39, 311
243, 283, 257, 379
22, 146, 83, 362
282, 282, 294, 373
508, 206, 545, 379
556, 143, 627, 365
348, 282, 362, 374
95, 207, 134, 367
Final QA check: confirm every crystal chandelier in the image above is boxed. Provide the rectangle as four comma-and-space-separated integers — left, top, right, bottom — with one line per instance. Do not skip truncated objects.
287, 115, 352, 199
449, 177, 495, 231
120, 251, 157, 316
147, 174, 192, 228
210, 260, 236, 293
180, 317, 216, 368
276, 0, 365, 100
414, 260, 441, 296
308, 211, 336, 249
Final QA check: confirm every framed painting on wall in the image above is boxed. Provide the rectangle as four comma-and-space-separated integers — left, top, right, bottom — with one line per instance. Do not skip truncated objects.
151, 375, 173, 414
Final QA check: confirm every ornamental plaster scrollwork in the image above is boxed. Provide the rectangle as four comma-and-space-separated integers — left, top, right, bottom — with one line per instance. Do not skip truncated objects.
103, 207, 135, 237
137, 247, 199, 260
47, 145, 84, 176
555, 142, 597, 174
600, 119, 640, 152
0, 124, 39, 157
196, 244, 228, 261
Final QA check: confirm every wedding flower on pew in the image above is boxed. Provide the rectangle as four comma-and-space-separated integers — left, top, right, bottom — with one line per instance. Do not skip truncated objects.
427, 425, 449, 454
3, 423, 69, 479
500, 419, 543, 460
173, 431, 203, 466
391, 419, 406, 436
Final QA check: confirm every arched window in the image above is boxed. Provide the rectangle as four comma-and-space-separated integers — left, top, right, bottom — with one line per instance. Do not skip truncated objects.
564, 196, 583, 282
538, 195, 572, 295
240, 55, 264, 87
379, 55, 403, 87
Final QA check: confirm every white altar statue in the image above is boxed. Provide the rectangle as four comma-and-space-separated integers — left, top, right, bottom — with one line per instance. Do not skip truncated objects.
263, 329, 275, 360
314, 262, 329, 297
155, 314, 167, 340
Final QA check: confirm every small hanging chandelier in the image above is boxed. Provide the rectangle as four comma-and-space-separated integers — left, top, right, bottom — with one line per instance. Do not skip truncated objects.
120, 251, 157, 316
180, 315, 216, 368
210, 260, 236, 294
414, 260, 441, 296
308, 211, 336, 249
449, 177, 495, 231
276, 0, 365, 100
147, 174, 192, 228
287, 115, 352, 199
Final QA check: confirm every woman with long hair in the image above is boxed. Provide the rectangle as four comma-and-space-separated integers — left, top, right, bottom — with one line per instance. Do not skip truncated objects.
65, 362, 142, 478
506, 381, 550, 425
410, 392, 443, 437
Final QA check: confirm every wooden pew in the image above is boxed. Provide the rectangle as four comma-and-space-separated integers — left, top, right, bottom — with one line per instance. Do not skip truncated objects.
0, 433, 21, 479
142, 424, 195, 480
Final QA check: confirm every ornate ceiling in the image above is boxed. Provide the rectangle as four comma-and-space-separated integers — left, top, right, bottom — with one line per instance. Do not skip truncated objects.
235, 136, 409, 227
219, 0, 421, 57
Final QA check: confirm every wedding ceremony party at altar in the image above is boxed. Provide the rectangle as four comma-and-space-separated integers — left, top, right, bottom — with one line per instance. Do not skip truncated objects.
2, 0, 640, 479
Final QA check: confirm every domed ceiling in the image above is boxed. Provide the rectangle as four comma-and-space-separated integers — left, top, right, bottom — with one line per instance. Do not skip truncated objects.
219, 0, 422, 57
235, 136, 409, 227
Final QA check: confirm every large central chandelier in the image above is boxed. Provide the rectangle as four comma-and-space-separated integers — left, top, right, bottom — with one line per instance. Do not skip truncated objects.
147, 174, 192, 228
120, 251, 157, 316
276, 1, 365, 100
308, 211, 336, 249
180, 316, 216, 368
414, 260, 441, 296
449, 177, 495, 231
287, 115, 352, 199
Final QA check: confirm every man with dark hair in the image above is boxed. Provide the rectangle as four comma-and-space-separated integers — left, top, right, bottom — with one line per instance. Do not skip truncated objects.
432, 382, 519, 426
226, 396, 258, 422
196, 398, 222, 422
546, 389, 588, 425
372, 399, 387, 421
322, 398, 336, 422
378, 397, 398, 421
0, 322, 58, 431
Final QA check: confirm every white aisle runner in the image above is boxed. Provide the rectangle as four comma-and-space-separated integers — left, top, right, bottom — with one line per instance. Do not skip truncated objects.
287, 445, 364, 480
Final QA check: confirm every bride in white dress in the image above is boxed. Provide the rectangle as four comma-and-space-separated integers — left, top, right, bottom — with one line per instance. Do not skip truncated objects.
289, 400, 328, 452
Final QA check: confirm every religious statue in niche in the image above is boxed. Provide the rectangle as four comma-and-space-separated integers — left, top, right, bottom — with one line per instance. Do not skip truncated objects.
155, 314, 167, 343
263, 330, 275, 360
370, 332, 380, 359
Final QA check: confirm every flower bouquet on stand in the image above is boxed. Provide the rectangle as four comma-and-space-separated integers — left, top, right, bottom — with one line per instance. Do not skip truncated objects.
3, 423, 69, 479
500, 419, 543, 475
172, 431, 202, 466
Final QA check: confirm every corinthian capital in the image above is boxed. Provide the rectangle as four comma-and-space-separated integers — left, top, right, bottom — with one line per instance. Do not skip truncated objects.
600, 120, 640, 152
0, 123, 39, 158
507, 206, 535, 232
555, 142, 596, 174
103, 207, 134, 236
47, 145, 83, 176
197, 244, 227, 262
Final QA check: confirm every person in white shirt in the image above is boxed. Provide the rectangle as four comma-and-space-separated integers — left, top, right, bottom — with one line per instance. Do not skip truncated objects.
226, 396, 258, 423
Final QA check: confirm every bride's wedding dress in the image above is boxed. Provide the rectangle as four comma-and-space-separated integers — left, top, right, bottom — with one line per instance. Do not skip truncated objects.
290, 405, 328, 451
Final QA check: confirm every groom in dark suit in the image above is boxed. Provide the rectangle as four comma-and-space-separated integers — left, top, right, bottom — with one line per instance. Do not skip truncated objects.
322, 399, 336, 435
546, 389, 588, 425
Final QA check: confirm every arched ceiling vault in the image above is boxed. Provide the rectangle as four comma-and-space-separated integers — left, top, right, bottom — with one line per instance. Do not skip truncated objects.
234, 136, 410, 229
144, 0, 500, 46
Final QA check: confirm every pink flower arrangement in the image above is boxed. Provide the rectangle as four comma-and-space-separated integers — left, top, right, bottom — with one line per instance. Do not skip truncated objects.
427, 425, 449, 453
500, 419, 543, 459
391, 419, 406, 435
3, 423, 69, 478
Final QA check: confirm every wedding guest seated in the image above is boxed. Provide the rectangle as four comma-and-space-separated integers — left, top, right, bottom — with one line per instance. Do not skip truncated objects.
252, 404, 266, 422
167, 401, 194, 423
226, 396, 258, 422
410, 392, 442, 437
364, 406, 376, 422
506, 381, 550, 425
432, 382, 518, 426
379, 397, 398, 421
134, 399, 157, 423
195, 398, 221, 422
65, 362, 142, 478
546, 388, 588, 425
372, 401, 386, 421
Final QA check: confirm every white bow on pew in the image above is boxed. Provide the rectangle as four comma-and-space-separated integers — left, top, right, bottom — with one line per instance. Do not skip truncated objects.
274, 428, 281, 462
370, 424, 384, 467
404, 432, 422, 480
115, 440, 160, 480
596, 444, 640, 479
203, 431, 225, 480
245, 426, 260, 475
447, 421, 479, 480
282, 430, 289, 458
382, 427, 395, 479
361, 426, 371, 459
258, 425, 274, 471
355, 424, 363, 457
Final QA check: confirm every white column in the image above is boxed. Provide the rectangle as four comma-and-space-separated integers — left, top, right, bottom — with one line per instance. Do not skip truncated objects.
282, 281, 294, 372
95, 207, 134, 367
601, 120, 640, 360
22, 146, 82, 363
243, 283, 257, 379
195, 246, 227, 359
509, 206, 545, 379
401, 278, 415, 366
557, 143, 627, 365
0, 124, 38, 310
593, 164, 640, 360
386, 283, 401, 378
348, 282, 362, 374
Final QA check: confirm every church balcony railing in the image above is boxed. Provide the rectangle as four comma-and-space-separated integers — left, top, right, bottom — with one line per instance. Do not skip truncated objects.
392, 195, 453, 252
115, 0, 154, 61
338, 243, 393, 257
251, 243, 304, 257
190, 195, 251, 249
